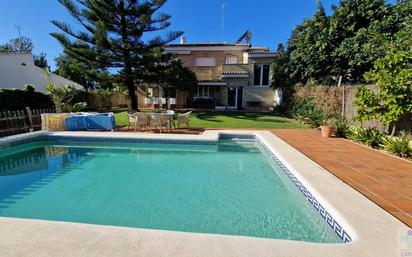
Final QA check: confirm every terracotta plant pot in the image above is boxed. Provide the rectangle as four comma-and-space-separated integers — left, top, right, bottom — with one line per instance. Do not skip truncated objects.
320, 126, 334, 138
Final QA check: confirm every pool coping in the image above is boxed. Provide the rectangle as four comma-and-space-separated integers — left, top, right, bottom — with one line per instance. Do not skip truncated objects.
0, 130, 408, 257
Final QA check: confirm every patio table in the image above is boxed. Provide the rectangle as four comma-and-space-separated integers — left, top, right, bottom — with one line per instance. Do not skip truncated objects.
148, 112, 175, 132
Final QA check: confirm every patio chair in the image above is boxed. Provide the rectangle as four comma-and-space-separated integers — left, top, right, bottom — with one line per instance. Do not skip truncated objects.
149, 113, 169, 133
127, 113, 138, 131
176, 111, 192, 129
135, 112, 150, 131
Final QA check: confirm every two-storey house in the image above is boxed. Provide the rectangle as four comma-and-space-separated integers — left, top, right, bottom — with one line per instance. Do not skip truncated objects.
138, 41, 278, 110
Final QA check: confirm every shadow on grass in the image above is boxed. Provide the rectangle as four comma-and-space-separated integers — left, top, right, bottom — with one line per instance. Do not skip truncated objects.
193, 112, 290, 124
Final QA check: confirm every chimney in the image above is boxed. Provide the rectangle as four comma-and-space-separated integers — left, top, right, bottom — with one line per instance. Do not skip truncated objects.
180, 36, 186, 44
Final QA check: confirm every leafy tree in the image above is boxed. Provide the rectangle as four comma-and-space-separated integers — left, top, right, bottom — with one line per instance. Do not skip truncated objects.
391, 1, 412, 52
141, 49, 197, 108
332, 28, 387, 82
328, 0, 386, 44
0, 36, 34, 52
44, 69, 78, 113
271, 44, 294, 105
0, 44, 13, 52
354, 47, 412, 135
1, 36, 52, 71
51, 0, 183, 110
34, 52, 50, 69
330, 0, 409, 82
271, 44, 290, 89
55, 49, 109, 92
288, 2, 332, 84
155, 58, 197, 96
283, 0, 410, 85
97, 87, 114, 109
327, 0, 387, 82
373, 0, 412, 42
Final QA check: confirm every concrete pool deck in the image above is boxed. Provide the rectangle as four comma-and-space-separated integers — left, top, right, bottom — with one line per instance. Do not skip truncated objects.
0, 130, 409, 257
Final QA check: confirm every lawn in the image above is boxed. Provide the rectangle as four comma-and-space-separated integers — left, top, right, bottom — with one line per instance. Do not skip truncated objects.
187, 112, 305, 129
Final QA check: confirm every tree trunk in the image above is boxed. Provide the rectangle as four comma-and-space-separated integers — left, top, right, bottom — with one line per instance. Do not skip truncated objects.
120, 0, 138, 111
85, 86, 89, 102
125, 75, 138, 111
166, 97, 170, 110
55, 99, 62, 113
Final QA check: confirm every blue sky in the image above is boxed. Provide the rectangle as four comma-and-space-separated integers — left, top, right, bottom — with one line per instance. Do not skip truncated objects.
0, 0, 341, 70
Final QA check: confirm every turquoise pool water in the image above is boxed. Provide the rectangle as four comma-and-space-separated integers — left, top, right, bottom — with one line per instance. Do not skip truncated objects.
0, 139, 341, 243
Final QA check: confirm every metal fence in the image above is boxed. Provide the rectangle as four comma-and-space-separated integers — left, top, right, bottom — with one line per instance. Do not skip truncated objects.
0, 107, 54, 137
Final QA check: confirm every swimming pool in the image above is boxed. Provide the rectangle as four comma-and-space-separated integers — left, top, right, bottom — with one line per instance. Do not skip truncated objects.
0, 134, 348, 243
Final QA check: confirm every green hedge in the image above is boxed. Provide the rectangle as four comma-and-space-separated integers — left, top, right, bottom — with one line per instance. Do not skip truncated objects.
0, 86, 54, 111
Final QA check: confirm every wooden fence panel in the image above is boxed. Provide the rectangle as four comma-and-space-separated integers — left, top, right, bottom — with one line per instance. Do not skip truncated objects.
0, 107, 55, 137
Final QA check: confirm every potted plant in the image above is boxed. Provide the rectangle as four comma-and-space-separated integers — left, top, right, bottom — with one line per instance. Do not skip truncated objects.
320, 118, 335, 138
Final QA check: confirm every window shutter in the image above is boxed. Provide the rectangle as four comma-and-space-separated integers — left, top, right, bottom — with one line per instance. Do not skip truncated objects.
195, 57, 216, 67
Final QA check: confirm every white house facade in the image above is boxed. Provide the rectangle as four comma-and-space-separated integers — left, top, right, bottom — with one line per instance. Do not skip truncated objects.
0, 53, 82, 92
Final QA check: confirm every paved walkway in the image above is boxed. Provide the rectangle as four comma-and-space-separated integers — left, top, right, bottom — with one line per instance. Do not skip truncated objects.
272, 129, 412, 228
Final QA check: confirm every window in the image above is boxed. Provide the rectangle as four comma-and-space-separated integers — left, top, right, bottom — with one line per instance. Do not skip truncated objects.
195, 57, 216, 67
197, 86, 211, 97
253, 64, 270, 86
195, 86, 221, 97
253, 65, 261, 85
147, 87, 153, 97
225, 56, 238, 64
262, 64, 270, 85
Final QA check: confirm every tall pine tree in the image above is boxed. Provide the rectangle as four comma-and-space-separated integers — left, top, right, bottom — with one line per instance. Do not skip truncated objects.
51, 0, 183, 110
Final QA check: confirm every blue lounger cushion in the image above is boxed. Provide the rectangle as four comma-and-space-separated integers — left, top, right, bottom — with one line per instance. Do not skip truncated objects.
65, 113, 115, 131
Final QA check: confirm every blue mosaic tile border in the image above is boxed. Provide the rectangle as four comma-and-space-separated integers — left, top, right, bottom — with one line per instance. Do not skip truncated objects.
43, 135, 217, 146
4, 132, 246, 147
4, 135, 44, 147
255, 137, 352, 243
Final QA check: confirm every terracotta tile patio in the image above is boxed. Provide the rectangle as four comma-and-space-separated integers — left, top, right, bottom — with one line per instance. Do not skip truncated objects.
271, 129, 412, 228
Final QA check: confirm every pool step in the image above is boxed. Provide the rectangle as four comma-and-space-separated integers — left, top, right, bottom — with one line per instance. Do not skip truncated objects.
217, 140, 260, 152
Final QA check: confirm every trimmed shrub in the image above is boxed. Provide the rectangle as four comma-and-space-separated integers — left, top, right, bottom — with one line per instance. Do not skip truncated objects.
348, 127, 386, 149
63, 102, 87, 112
290, 98, 330, 128
381, 134, 412, 158
294, 85, 342, 116
0, 86, 53, 110
334, 118, 350, 138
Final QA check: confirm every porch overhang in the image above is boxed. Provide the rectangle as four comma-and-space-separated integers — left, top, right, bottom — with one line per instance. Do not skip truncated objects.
248, 52, 277, 58
197, 80, 227, 86
221, 72, 249, 78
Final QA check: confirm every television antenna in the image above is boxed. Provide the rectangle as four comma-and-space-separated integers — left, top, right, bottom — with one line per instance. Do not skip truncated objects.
221, 3, 228, 42
14, 25, 23, 52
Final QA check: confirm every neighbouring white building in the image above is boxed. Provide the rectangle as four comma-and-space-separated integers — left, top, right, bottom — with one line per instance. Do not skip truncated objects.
0, 53, 82, 92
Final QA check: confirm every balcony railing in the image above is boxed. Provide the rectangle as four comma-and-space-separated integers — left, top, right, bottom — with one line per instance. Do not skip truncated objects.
188, 64, 251, 80
189, 66, 222, 81
222, 64, 250, 74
